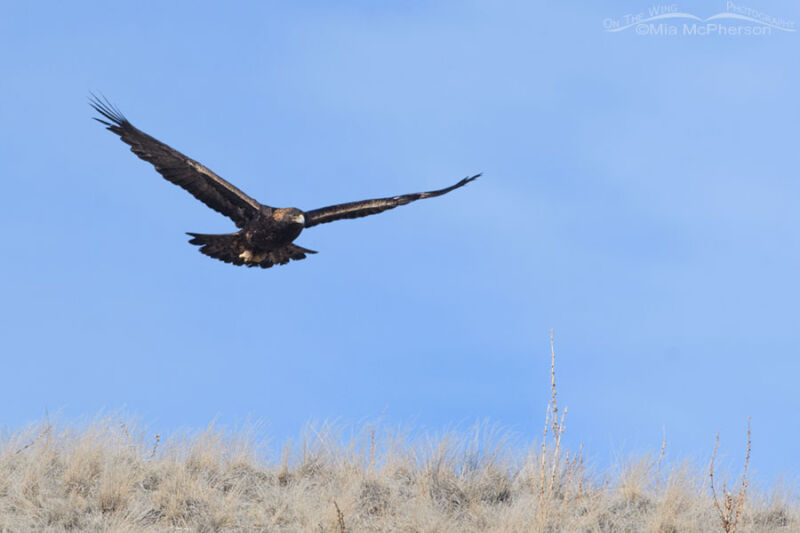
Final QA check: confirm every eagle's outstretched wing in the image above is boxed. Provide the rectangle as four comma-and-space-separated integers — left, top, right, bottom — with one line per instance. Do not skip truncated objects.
90, 95, 263, 228
303, 174, 481, 228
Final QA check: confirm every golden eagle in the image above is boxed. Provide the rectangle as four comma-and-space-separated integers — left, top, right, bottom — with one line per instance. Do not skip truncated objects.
90, 97, 480, 269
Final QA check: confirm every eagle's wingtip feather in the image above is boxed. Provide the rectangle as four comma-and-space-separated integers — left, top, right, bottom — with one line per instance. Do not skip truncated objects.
88, 93, 128, 126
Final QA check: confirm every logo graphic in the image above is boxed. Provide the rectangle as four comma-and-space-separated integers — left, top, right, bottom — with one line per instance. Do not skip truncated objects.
603, 2, 795, 36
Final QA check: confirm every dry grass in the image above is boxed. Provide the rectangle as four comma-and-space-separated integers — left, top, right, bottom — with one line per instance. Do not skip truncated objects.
1, 418, 794, 533
1, 337, 795, 532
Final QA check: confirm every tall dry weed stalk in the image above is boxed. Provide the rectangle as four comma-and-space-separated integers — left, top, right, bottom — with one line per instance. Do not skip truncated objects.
333, 500, 346, 533
149, 433, 160, 459
709, 417, 752, 533
537, 329, 583, 529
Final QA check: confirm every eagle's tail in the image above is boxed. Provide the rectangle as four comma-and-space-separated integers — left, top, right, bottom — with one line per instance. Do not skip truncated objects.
187, 232, 243, 265
186, 232, 316, 268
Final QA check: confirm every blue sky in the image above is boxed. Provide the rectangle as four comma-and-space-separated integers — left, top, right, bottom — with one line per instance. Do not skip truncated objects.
1, 1, 798, 483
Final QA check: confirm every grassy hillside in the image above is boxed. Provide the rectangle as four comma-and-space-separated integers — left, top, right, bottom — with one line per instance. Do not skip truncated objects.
0, 417, 794, 532
1, 345, 795, 532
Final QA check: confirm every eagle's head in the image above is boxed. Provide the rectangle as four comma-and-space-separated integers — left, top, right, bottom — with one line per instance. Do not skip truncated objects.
274, 207, 306, 227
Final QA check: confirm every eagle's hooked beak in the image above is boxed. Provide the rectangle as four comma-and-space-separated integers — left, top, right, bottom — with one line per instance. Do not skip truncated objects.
294, 213, 305, 225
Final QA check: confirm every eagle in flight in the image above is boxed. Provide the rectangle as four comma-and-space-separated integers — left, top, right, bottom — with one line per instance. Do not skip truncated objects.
90, 96, 480, 269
